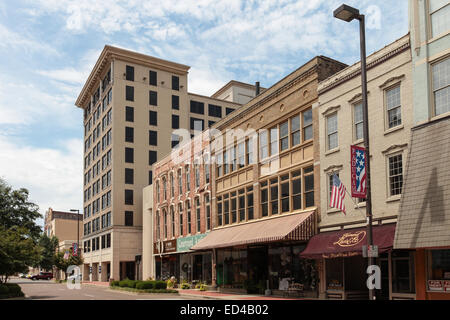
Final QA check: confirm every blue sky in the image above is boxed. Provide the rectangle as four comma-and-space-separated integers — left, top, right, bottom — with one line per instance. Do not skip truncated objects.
0, 0, 408, 226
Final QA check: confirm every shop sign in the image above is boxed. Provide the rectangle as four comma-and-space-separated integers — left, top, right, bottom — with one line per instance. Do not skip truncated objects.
177, 233, 208, 252
333, 231, 366, 247
428, 280, 444, 292
154, 239, 177, 254
444, 281, 450, 292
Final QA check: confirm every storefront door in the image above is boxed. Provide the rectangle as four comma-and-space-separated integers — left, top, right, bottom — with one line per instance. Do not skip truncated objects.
248, 246, 268, 292
193, 254, 203, 282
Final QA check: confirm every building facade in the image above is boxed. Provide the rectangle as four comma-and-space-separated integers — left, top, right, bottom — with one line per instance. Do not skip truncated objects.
75, 45, 252, 282
301, 34, 415, 300
394, 0, 450, 300
186, 56, 348, 295
44, 208, 82, 243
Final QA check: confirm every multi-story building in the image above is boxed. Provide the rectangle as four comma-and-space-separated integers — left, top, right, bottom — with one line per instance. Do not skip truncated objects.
174, 56, 348, 295
301, 34, 414, 300
75, 45, 255, 282
394, 0, 450, 300
44, 208, 82, 243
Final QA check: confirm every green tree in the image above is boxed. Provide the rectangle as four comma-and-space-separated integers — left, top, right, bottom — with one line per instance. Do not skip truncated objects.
0, 178, 42, 240
54, 247, 84, 280
0, 226, 40, 283
37, 234, 59, 271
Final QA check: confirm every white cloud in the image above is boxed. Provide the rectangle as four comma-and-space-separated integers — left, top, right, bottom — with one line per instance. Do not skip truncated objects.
0, 135, 83, 227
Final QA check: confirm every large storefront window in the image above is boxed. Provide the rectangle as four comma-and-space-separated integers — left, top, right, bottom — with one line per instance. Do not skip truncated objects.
428, 249, 450, 292
217, 249, 247, 288
325, 256, 367, 291
392, 251, 415, 293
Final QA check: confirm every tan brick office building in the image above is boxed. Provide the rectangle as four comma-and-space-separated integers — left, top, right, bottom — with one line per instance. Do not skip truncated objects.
44, 208, 82, 242
301, 34, 414, 300
75, 45, 254, 282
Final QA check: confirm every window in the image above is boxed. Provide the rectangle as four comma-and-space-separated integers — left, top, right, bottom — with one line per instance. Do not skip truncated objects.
149, 70, 157, 86
204, 154, 210, 184
328, 173, 339, 208
292, 170, 302, 210
172, 115, 179, 129
304, 166, 314, 207
126, 85, 134, 101
327, 113, 338, 150
238, 142, 245, 169
149, 151, 157, 165
172, 75, 179, 90
280, 121, 289, 152
155, 181, 160, 203
164, 209, 168, 238
171, 134, 180, 148
178, 169, 182, 195
172, 95, 179, 110
195, 164, 200, 188
303, 109, 313, 141
231, 191, 237, 223
281, 174, 290, 213
208, 104, 222, 118
246, 138, 253, 165
388, 154, 403, 196
226, 107, 234, 115
230, 146, 237, 172
125, 147, 134, 163
291, 115, 301, 147
205, 194, 211, 230
208, 120, 215, 127
149, 170, 153, 185
190, 117, 204, 131
270, 178, 279, 215
223, 150, 229, 175
185, 166, 191, 191
190, 100, 204, 114
149, 91, 158, 106
126, 65, 134, 81
247, 187, 254, 220
125, 189, 133, 205
162, 177, 167, 200
428, 249, 450, 289
170, 206, 175, 237
386, 86, 402, 128
216, 152, 223, 177
217, 196, 223, 226
432, 57, 450, 116
156, 211, 160, 240
224, 194, 230, 225
178, 203, 183, 236
353, 103, 363, 141
149, 131, 157, 146
125, 127, 134, 143
195, 197, 201, 233
149, 111, 157, 126
238, 189, 245, 222
125, 168, 134, 184
186, 201, 191, 234
261, 181, 268, 217
430, 0, 450, 38
259, 130, 268, 160
170, 173, 174, 198
125, 211, 133, 226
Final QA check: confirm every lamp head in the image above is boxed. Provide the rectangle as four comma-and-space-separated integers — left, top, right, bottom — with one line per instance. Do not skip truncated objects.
334, 4, 360, 22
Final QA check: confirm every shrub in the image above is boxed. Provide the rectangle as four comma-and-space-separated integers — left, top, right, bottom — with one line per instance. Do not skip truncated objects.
0, 285, 9, 295
181, 280, 190, 290
199, 284, 207, 291
136, 281, 155, 290
110, 280, 120, 287
154, 281, 167, 289
4, 284, 21, 296
119, 279, 138, 288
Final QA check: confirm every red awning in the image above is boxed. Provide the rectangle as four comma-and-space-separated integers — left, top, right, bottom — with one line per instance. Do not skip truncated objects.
300, 224, 396, 259
191, 211, 315, 251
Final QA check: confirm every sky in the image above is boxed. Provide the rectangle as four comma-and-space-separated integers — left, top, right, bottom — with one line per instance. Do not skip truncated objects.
0, 0, 408, 227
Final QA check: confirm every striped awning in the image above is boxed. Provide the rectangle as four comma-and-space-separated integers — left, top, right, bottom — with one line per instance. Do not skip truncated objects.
191, 211, 315, 250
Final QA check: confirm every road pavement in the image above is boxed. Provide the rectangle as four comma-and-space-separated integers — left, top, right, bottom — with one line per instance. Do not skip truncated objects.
9, 279, 207, 300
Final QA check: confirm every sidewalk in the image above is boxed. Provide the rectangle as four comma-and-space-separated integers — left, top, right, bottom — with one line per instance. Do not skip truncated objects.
81, 281, 110, 287
176, 289, 311, 300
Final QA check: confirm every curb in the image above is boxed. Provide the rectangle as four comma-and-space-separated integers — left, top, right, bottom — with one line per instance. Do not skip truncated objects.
108, 287, 180, 296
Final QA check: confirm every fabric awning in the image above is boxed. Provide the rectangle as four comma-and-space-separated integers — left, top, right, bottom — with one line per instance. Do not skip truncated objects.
191, 211, 315, 251
300, 223, 396, 259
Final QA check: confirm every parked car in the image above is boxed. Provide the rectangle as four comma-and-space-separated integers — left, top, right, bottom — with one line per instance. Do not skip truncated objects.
31, 272, 53, 280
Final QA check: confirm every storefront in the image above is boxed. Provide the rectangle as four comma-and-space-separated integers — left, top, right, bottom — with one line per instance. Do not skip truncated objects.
154, 239, 178, 280
192, 211, 317, 296
301, 223, 414, 300
177, 234, 211, 284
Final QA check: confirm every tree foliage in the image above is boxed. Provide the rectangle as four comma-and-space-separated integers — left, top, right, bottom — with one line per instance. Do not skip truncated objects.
54, 246, 84, 279
0, 178, 42, 240
0, 226, 40, 283
37, 234, 59, 271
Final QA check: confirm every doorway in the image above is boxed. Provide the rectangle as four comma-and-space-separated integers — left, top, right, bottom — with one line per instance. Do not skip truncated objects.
247, 246, 268, 293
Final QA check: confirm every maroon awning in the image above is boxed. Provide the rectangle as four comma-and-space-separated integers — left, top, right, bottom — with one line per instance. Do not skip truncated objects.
300, 224, 396, 259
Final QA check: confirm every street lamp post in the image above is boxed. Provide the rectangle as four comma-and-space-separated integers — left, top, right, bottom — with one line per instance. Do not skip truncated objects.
70, 209, 80, 256
333, 4, 375, 300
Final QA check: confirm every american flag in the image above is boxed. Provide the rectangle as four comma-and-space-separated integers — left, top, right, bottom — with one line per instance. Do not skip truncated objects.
330, 174, 346, 214
354, 148, 366, 195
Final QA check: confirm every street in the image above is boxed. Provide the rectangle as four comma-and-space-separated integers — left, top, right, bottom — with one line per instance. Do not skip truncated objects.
9, 279, 207, 300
